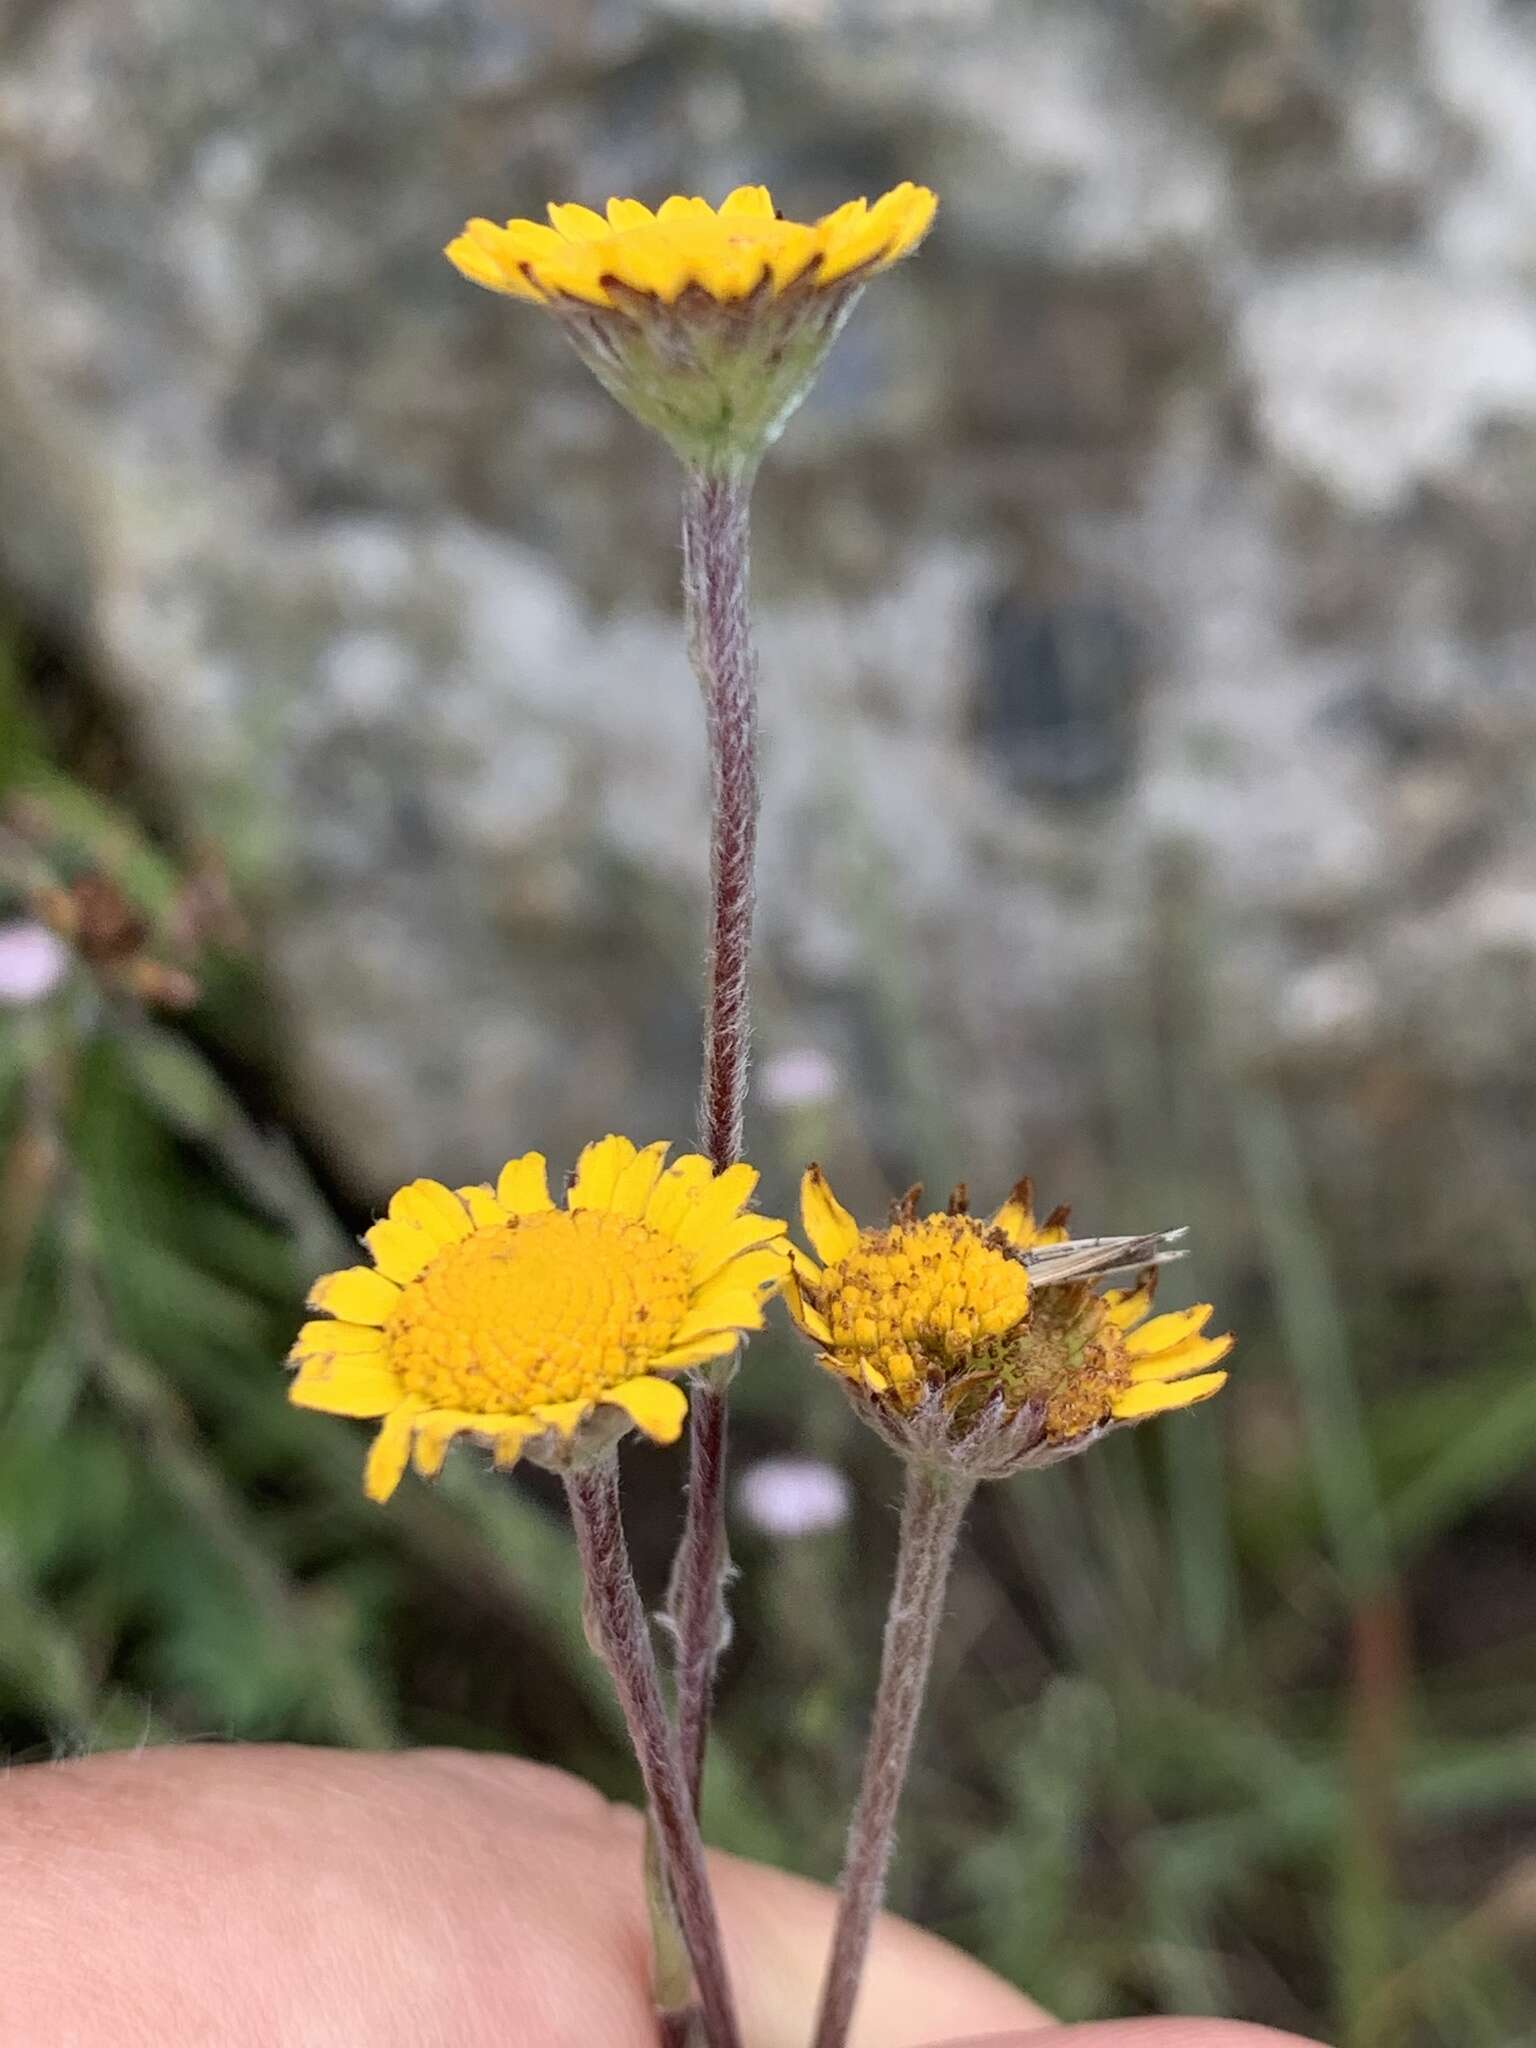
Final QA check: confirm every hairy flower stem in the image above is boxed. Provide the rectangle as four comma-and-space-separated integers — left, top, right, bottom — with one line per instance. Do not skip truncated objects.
670, 462, 761, 1812
812, 1465, 975, 2048
566, 1459, 742, 2048
686, 464, 759, 1173
670, 1374, 732, 1813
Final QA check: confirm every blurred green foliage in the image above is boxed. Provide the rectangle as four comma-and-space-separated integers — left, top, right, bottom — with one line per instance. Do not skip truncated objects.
3, 643, 1535, 2047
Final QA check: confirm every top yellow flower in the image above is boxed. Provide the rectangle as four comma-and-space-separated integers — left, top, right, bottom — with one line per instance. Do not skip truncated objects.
445, 183, 937, 471
446, 183, 936, 310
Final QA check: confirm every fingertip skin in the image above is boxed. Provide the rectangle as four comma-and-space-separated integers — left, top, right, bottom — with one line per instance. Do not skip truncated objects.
0, 1746, 1046, 2048
0, 1749, 1318, 2048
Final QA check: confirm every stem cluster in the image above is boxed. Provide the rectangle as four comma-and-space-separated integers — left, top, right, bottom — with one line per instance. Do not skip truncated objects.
563, 461, 970, 2048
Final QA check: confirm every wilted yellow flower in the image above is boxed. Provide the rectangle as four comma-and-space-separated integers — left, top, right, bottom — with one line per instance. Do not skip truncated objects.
786, 1166, 1231, 1478
289, 1137, 787, 1501
445, 184, 937, 470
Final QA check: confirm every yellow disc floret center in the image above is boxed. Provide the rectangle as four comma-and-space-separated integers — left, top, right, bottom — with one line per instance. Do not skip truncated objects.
385, 1210, 693, 1414
820, 1215, 1030, 1391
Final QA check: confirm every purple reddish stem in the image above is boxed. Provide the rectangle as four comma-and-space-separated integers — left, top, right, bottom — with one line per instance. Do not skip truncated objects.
670, 1377, 731, 1814
566, 1459, 742, 2048
687, 467, 759, 1174
671, 465, 761, 1814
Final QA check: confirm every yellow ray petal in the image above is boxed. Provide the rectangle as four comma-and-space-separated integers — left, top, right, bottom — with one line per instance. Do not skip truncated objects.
658, 1330, 742, 1369
657, 194, 717, 225
496, 1151, 553, 1215
443, 236, 544, 300
667, 1291, 769, 1350
689, 240, 766, 300
693, 1245, 788, 1309
1102, 1281, 1155, 1330
364, 1404, 421, 1503
1124, 1306, 1216, 1358
411, 1409, 480, 1477
644, 1153, 718, 1235
413, 1409, 541, 1477
290, 1320, 386, 1358
819, 183, 928, 282
813, 1347, 883, 1390
815, 198, 868, 236
460, 216, 510, 252
306, 1266, 400, 1327
800, 1164, 861, 1266
689, 1213, 788, 1288
532, 1398, 592, 1438
493, 1418, 544, 1469
878, 183, 938, 259
606, 196, 655, 230
602, 236, 693, 302
495, 220, 567, 260
363, 1217, 438, 1286
1113, 1371, 1228, 1421
783, 1262, 832, 1343
526, 248, 612, 308
669, 1162, 762, 1249
608, 1139, 672, 1218
719, 184, 776, 219
817, 223, 886, 283
289, 1354, 400, 1418
865, 182, 926, 242
990, 1178, 1037, 1247
456, 1184, 507, 1231
548, 201, 610, 242
606, 1375, 689, 1444
1129, 1332, 1235, 1383
764, 222, 821, 289
389, 1179, 473, 1247
568, 1134, 638, 1211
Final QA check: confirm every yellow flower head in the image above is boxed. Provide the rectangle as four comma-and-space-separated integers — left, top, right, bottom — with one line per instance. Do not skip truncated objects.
787, 1166, 1232, 1478
289, 1137, 787, 1501
445, 183, 937, 471
447, 184, 935, 310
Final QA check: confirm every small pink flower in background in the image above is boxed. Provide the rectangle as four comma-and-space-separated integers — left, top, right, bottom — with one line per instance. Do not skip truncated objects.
758, 1046, 841, 1112
0, 922, 70, 1007
737, 1456, 852, 1539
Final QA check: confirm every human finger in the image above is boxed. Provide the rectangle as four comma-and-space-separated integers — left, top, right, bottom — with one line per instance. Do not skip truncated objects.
0, 1744, 1048, 2048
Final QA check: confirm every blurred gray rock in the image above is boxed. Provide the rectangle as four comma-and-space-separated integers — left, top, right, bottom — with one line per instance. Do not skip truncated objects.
2, 0, 1535, 1274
